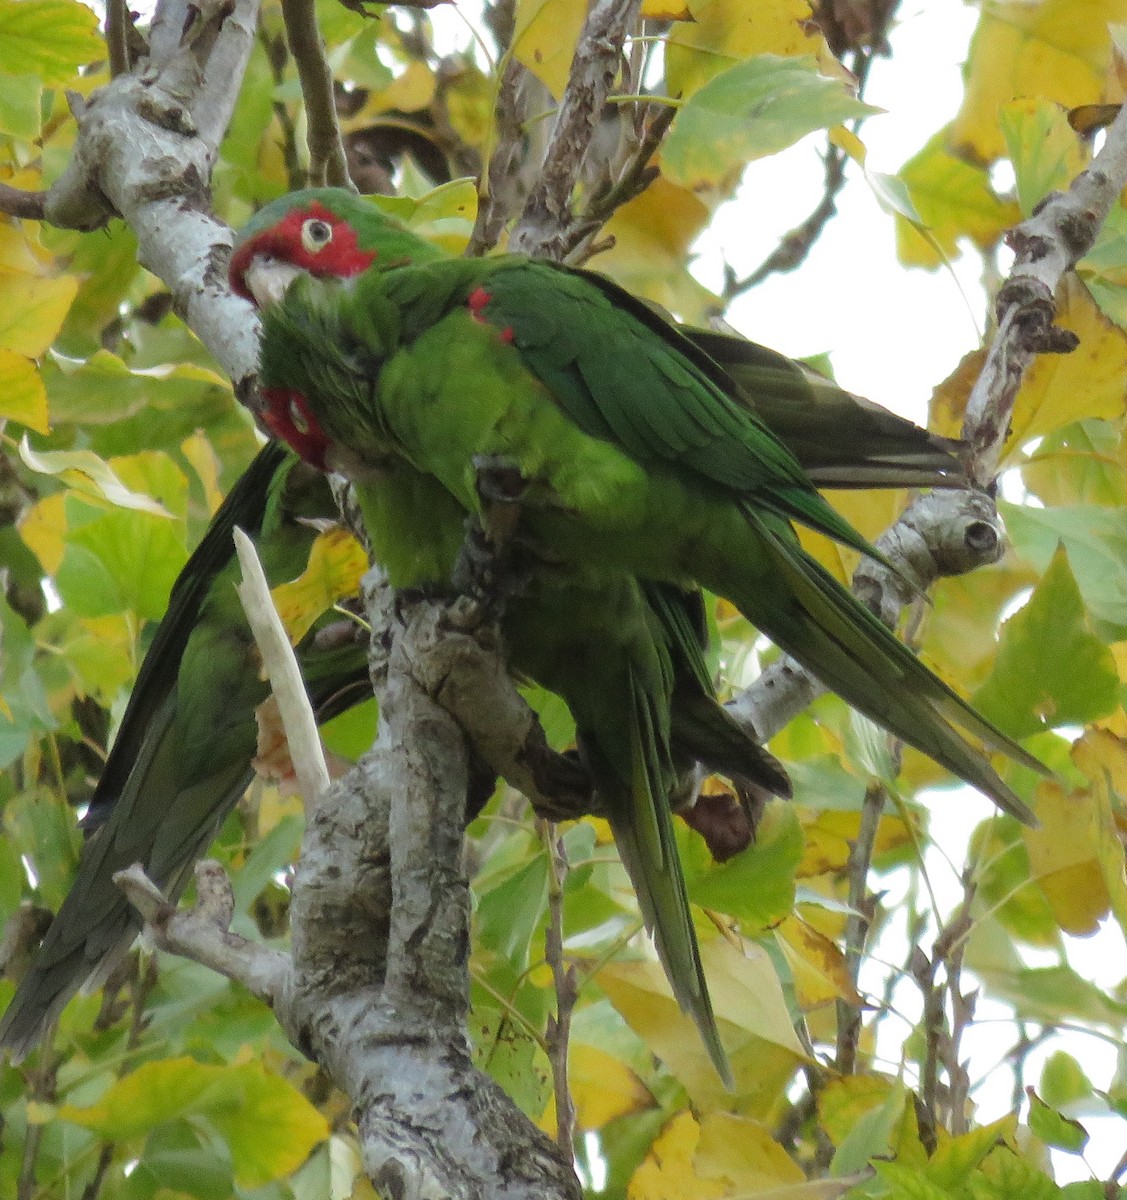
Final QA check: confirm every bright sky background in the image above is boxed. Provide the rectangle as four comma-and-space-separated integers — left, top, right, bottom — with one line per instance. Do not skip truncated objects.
428, 0, 1127, 1182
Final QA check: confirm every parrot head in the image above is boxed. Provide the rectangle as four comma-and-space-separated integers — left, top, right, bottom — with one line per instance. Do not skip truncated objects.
229, 187, 441, 309
231, 189, 423, 473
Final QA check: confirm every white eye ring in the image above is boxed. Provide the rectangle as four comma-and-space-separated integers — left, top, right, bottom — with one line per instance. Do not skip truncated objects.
289, 398, 310, 434
301, 218, 333, 253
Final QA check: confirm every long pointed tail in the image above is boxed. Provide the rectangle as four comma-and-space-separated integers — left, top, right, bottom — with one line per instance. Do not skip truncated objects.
580, 668, 732, 1086
727, 512, 1043, 824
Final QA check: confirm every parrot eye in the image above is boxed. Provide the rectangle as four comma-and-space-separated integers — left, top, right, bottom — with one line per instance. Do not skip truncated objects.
301, 218, 333, 253
289, 398, 310, 435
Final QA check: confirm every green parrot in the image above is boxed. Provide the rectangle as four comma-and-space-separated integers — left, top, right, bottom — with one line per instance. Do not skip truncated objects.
0, 444, 370, 1059
230, 189, 968, 493
229, 193, 1042, 1080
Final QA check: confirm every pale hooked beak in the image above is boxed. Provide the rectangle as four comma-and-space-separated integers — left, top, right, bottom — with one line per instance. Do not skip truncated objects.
243, 255, 303, 308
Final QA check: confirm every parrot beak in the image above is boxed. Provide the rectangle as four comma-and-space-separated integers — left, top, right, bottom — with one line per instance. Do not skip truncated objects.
243, 256, 303, 308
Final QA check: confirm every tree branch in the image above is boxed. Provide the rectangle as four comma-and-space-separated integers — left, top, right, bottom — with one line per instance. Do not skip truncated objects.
113, 862, 291, 1002
963, 105, 1127, 484
280, 575, 582, 1199
509, 0, 641, 257
731, 104, 1127, 746
279, 0, 353, 188
39, 0, 265, 411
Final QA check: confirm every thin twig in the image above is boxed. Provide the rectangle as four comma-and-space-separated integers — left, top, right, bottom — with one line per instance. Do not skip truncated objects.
468, 56, 529, 256
834, 783, 885, 1074
106, 0, 131, 77
0, 182, 47, 220
539, 820, 579, 1162
723, 140, 848, 301
937, 879, 977, 1136
510, 0, 642, 258
279, 0, 353, 188
260, 29, 306, 189
912, 891, 975, 1151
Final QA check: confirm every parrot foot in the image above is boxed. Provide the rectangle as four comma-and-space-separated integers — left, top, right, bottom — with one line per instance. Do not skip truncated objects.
472, 454, 529, 550
680, 786, 757, 862
451, 515, 532, 622
523, 742, 596, 822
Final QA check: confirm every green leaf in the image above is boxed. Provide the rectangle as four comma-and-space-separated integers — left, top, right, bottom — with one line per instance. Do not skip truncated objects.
19, 438, 176, 517
0, 594, 55, 744
0, 0, 102, 86
1020, 420, 1127, 507
3, 786, 80, 911
59, 1057, 328, 1188
129, 1122, 235, 1200
999, 99, 1085, 218
55, 505, 188, 621
683, 799, 801, 927
476, 850, 549, 968
1001, 501, 1127, 635
662, 55, 878, 190
874, 1160, 958, 1200
1039, 1050, 1094, 1109
895, 128, 1020, 268
968, 1146, 1061, 1200
0, 73, 40, 138
927, 1116, 1018, 1189
972, 545, 1119, 738
969, 818, 1059, 947
829, 1078, 907, 1176
1027, 1089, 1089, 1153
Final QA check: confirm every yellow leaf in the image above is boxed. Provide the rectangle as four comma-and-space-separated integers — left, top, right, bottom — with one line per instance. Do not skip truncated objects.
543, 1044, 654, 1133
920, 563, 1040, 696
512, 0, 589, 99
0, 222, 54, 274
599, 936, 807, 1113
0, 347, 47, 432
379, 61, 436, 113
928, 346, 984, 439
59, 1058, 328, 1188
1008, 276, 1127, 455
818, 1074, 901, 1147
19, 491, 68, 574
19, 438, 175, 517
642, 0, 692, 17
271, 528, 368, 646
181, 431, 225, 517
666, 0, 841, 98
775, 913, 860, 1009
895, 129, 1020, 269
798, 809, 912, 877
1023, 780, 1109, 935
597, 177, 716, 322
696, 1111, 806, 1189
1070, 729, 1127, 936
795, 484, 905, 586
951, 0, 1127, 163
0, 269, 78, 356
628, 1112, 728, 1200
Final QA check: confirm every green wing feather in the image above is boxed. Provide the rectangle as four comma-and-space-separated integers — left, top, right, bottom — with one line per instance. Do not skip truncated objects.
427, 259, 888, 561
0, 448, 369, 1058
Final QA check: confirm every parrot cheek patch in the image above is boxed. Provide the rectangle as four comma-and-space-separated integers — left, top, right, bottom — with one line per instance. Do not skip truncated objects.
262, 389, 331, 472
